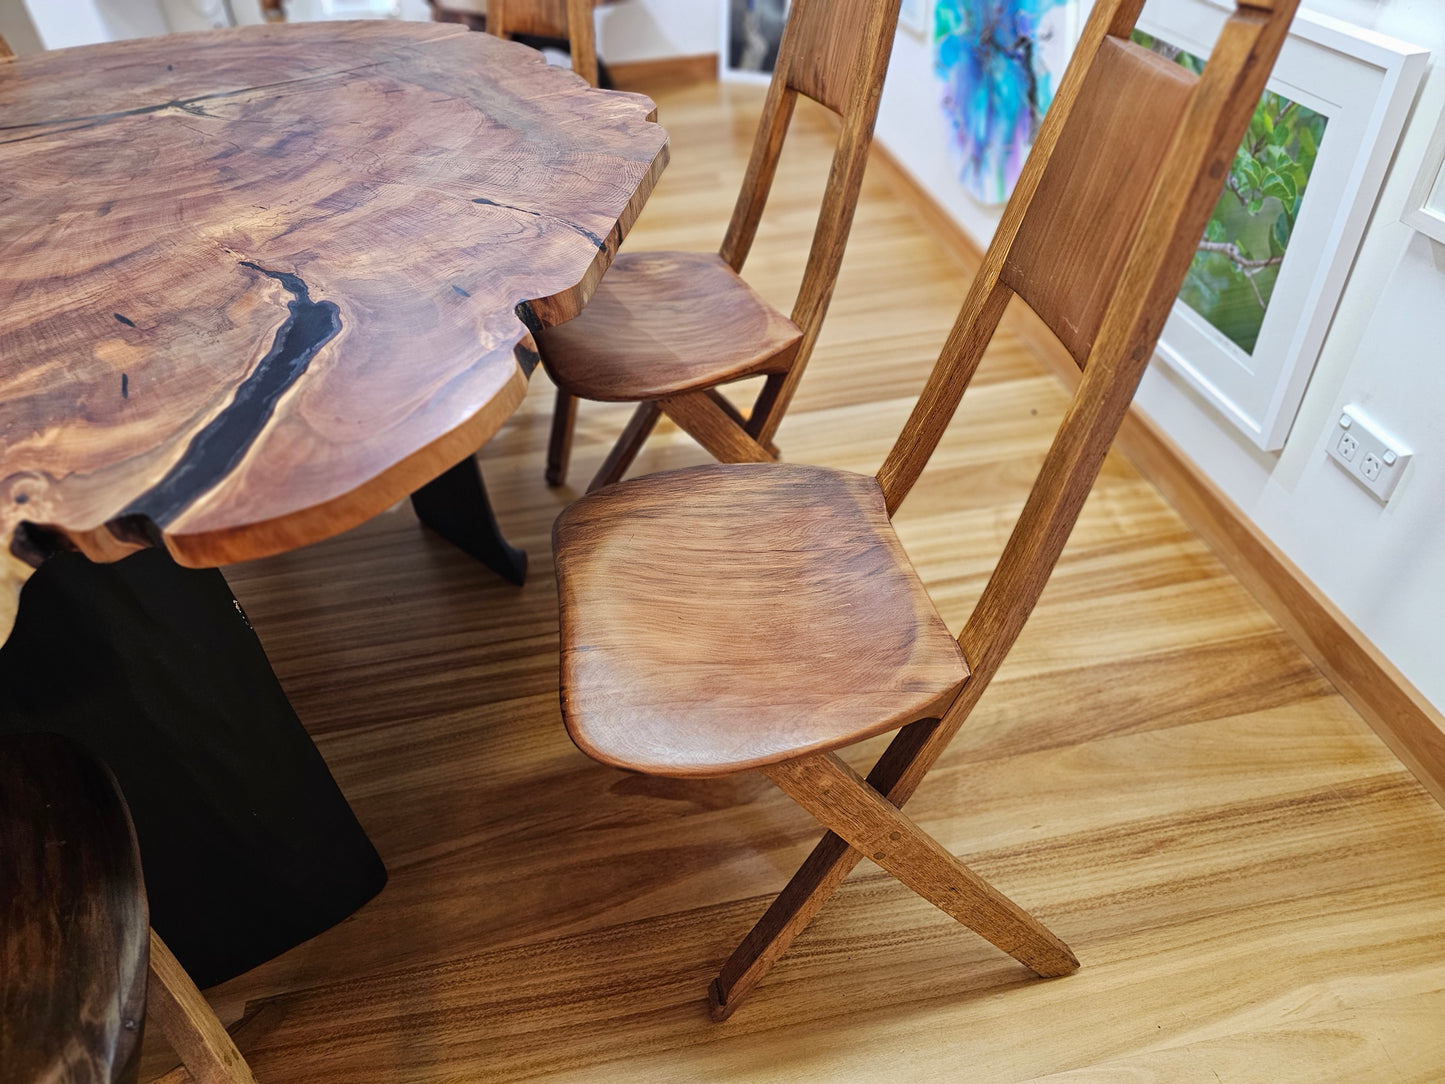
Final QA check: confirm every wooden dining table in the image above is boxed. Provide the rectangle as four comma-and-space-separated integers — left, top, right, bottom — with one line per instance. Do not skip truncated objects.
0, 20, 667, 986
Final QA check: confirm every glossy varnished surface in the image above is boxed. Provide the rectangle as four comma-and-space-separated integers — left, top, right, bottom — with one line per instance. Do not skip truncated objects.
1002, 37, 1197, 366
537, 251, 802, 401
145, 79, 1445, 1081
554, 463, 966, 775
0, 735, 149, 1084
0, 21, 667, 641
538, 0, 903, 488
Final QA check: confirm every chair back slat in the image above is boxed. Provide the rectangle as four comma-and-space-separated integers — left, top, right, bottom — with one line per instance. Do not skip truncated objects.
1001, 39, 1197, 367
719, 0, 901, 272
784, 0, 883, 115
877, 0, 1300, 707
718, 0, 904, 445
875, 0, 1140, 510
490, 0, 569, 39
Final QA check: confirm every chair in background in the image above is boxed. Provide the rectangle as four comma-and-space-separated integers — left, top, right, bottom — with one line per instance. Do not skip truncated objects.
552, 0, 1301, 1017
1, 733, 256, 1083
429, 0, 611, 87
0, 34, 12, 59
537, 0, 904, 492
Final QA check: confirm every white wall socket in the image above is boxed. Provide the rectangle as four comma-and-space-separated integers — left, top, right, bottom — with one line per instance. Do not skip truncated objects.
1325, 405, 1411, 504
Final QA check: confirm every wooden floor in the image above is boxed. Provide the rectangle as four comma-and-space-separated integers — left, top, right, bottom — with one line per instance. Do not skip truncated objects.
165, 77, 1445, 1080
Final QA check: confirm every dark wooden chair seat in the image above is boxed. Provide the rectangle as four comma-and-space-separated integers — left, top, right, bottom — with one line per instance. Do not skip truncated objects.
555, 463, 966, 776
550, 0, 1303, 1020
1, 733, 149, 1083
537, 251, 803, 402
1, 733, 257, 1083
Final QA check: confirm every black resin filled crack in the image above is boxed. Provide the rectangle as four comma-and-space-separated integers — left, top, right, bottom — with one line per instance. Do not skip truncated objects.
123, 261, 341, 526
471, 196, 606, 250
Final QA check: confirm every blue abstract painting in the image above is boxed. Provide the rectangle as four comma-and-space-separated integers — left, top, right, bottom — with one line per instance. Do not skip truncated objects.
935, 0, 1074, 204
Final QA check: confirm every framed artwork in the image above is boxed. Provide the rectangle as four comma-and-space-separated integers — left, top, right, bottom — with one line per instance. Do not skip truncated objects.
1402, 107, 1445, 244
933, 0, 1081, 205
900, 0, 931, 37
1137, 0, 1426, 450
720, 0, 791, 84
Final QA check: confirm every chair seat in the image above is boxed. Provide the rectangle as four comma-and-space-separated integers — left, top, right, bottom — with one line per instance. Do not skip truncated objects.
1, 734, 149, 1084
536, 251, 804, 402
553, 463, 968, 777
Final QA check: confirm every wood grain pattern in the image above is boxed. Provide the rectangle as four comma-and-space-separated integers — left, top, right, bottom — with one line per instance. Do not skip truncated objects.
1002, 38, 1196, 366
554, 463, 967, 775
656, 390, 776, 469
0, 21, 667, 645
537, 251, 801, 400
147, 930, 256, 1084
762, 751, 1078, 977
150, 75, 1445, 1080
0, 734, 149, 1084
782, 0, 882, 116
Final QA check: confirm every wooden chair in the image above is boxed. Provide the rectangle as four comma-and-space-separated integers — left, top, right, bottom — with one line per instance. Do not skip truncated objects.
431, 0, 610, 88
1, 733, 256, 1083
552, 0, 1301, 1018
536, 0, 904, 491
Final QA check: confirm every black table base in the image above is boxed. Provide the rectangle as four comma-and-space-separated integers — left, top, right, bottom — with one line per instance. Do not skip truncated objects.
0, 457, 521, 986
0, 549, 387, 989
411, 455, 528, 585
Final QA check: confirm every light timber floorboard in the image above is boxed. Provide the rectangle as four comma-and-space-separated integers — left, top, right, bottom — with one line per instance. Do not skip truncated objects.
139, 78, 1445, 1081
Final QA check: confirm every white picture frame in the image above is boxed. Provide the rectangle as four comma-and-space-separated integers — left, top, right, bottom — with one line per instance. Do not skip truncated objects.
1136, 0, 1427, 451
900, 0, 930, 38
1402, 107, 1445, 244
720, 0, 791, 85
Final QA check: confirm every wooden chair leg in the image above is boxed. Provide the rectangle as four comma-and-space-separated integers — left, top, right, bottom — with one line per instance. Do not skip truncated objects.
659, 390, 774, 465
586, 400, 662, 493
709, 828, 861, 1020
705, 389, 780, 458
146, 930, 256, 1084
764, 753, 1079, 975
709, 718, 939, 1019
546, 387, 579, 486
566, 0, 599, 87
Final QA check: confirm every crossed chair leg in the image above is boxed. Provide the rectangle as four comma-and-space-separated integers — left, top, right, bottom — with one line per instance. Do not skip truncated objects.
708, 725, 1079, 1020
546, 387, 782, 494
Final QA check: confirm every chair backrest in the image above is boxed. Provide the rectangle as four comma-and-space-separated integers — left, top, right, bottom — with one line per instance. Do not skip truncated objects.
488, 0, 569, 37
720, 0, 904, 444
487, 0, 604, 86
876, 0, 1300, 758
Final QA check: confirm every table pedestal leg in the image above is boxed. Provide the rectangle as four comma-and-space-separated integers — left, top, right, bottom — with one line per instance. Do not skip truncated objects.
410, 456, 528, 585
0, 549, 387, 989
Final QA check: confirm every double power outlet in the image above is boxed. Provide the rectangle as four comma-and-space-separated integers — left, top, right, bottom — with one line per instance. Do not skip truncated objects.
1326, 405, 1411, 504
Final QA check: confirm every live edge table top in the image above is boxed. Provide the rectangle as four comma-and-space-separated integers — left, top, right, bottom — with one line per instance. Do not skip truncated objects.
0, 21, 668, 642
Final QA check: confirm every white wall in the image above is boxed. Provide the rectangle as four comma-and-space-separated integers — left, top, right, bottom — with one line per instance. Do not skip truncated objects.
0, 0, 44, 53
874, 0, 1445, 712
24, 0, 716, 60
597, 0, 717, 63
